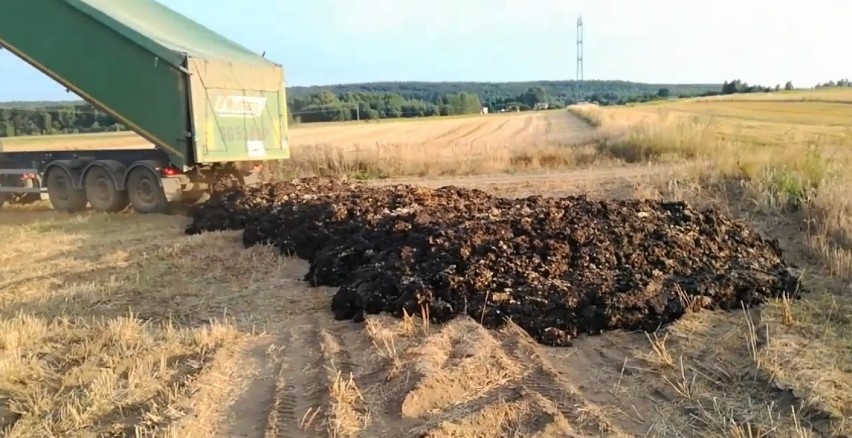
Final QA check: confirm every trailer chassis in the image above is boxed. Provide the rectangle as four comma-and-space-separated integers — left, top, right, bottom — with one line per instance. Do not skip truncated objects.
0, 148, 261, 213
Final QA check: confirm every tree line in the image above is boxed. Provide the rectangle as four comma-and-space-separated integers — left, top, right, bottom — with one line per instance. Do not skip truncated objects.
288, 90, 483, 123
288, 79, 722, 112
0, 104, 123, 137
716, 79, 794, 94
815, 78, 852, 88
0, 78, 843, 137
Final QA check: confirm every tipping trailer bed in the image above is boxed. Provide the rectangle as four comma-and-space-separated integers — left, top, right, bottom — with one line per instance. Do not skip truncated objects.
0, 0, 291, 213
0, 132, 156, 153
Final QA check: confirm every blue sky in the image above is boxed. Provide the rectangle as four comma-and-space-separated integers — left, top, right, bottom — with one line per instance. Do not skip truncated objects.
1, 0, 850, 101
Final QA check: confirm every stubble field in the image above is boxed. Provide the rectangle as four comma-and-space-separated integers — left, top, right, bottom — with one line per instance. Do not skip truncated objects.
1, 94, 850, 437
281, 110, 609, 179
290, 111, 595, 147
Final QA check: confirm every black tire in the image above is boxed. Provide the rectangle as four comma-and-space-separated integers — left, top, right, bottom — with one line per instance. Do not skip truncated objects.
45, 167, 87, 213
84, 166, 129, 213
126, 166, 170, 214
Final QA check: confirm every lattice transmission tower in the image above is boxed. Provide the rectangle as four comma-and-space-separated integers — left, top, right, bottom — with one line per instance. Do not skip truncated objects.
576, 15, 584, 81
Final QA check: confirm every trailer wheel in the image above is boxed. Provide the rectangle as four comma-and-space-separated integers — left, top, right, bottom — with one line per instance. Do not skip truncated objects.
127, 167, 169, 214
84, 166, 128, 213
45, 167, 87, 213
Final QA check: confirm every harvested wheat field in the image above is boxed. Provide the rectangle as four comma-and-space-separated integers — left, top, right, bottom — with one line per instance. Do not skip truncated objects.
1, 97, 851, 437
281, 110, 608, 178
288, 110, 596, 151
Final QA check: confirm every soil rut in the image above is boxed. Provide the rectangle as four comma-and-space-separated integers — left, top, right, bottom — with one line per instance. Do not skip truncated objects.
221, 260, 632, 438
264, 322, 325, 438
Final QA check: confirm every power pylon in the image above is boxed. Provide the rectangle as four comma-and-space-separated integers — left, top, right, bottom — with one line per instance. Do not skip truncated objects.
576, 15, 584, 81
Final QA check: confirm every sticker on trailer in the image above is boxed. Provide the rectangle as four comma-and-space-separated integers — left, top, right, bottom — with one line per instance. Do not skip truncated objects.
214, 96, 267, 118
247, 140, 266, 158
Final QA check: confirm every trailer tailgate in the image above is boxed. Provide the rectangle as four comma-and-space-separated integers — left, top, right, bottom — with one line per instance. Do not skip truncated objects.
187, 58, 290, 163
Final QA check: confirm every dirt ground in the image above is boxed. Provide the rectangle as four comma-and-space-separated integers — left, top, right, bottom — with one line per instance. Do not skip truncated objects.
0, 109, 848, 437
1, 165, 843, 437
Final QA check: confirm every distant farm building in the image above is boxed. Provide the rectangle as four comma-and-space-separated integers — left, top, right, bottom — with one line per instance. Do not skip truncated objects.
481, 107, 489, 115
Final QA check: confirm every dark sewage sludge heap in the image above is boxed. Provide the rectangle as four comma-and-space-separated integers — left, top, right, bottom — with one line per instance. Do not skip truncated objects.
185, 177, 804, 347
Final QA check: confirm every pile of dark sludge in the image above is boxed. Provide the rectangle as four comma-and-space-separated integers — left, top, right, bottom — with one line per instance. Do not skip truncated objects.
185, 177, 803, 346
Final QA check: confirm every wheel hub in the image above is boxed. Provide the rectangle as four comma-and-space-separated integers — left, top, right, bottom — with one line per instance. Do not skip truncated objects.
126, 167, 169, 214
92, 177, 110, 201
54, 175, 71, 201
136, 178, 156, 204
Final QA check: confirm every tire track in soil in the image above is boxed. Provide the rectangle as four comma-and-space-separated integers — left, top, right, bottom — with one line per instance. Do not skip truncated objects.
428, 120, 473, 142
317, 327, 376, 437
539, 332, 655, 436
507, 113, 535, 139
264, 320, 326, 438
405, 386, 526, 435
319, 321, 441, 438
363, 318, 602, 437
319, 328, 355, 376
404, 385, 580, 437
467, 116, 514, 145
444, 119, 492, 144
496, 329, 627, 437
543, 113, 554, 138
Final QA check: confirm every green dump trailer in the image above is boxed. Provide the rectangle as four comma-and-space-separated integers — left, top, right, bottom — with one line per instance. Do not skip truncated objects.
0, 0, 290, 213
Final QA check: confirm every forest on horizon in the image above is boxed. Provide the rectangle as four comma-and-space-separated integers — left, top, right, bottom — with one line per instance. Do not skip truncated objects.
1, 78, 836, 137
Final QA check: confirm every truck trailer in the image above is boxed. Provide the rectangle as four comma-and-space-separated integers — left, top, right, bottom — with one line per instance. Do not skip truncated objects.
0, 0, 290, 213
